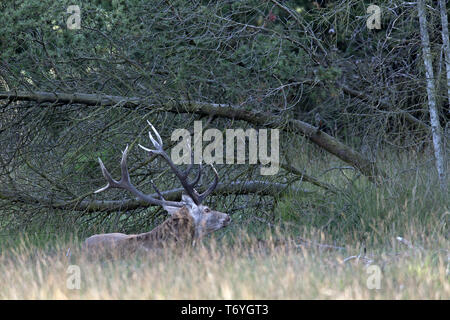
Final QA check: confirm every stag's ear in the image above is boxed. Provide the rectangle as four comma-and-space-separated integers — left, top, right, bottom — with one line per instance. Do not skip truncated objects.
181, 194, 197, 208
162, 205, 181, 216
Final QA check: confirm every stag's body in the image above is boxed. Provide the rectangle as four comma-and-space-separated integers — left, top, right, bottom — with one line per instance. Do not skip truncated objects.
85, 207, 196, 258
84, 122, 231, 258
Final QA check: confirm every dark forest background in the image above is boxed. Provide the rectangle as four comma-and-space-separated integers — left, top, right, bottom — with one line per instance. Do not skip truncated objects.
0, 0, 447, 246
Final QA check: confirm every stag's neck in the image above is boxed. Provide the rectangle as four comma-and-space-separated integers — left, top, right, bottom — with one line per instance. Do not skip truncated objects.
133, 207, 196, 249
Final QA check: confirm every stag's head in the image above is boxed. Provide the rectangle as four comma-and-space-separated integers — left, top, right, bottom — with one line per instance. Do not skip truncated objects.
95, 121, 231, 241
163, 194, 231, 239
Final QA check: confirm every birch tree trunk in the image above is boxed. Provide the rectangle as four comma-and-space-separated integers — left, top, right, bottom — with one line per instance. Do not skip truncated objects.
418, 0, 447, 192
439, 0, 450, 116
439, 0, 450, 144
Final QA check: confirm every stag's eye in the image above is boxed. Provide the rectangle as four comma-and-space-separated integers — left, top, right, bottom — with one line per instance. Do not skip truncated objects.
204, 208, 211, 213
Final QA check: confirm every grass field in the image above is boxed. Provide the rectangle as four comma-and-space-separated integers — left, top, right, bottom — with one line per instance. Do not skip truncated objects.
0, 149, 448, 299
0, 231, 447, 299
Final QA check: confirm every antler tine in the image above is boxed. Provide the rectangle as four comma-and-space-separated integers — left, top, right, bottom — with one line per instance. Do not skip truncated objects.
150, 179, 166, 201
147, 120, 163, 147
94, 157, 115, 193
187, 164, 202, 188
138, 121, 165, 155
94, 146, 132, 193
197, 164, 219, 203
120, 145, 132, 183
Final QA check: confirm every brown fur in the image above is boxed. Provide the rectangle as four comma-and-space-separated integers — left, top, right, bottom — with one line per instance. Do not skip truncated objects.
84, 207, 201, 259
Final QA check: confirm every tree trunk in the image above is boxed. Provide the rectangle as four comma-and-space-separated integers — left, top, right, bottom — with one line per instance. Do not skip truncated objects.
0, 90, 387, 183
439, 0, 450, 115
418, 0, 447, 192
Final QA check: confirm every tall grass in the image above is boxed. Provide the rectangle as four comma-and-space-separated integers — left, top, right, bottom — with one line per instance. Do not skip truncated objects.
0, 148, 448, 299
0, 230, 447, 299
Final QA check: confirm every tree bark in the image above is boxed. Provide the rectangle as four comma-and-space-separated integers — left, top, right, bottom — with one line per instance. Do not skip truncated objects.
418, 0, 447, 192
439, 0, 450, 117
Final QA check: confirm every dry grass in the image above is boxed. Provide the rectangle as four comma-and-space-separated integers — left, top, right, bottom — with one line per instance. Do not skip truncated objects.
0, 149, 447, 299
0, 230, 448, 299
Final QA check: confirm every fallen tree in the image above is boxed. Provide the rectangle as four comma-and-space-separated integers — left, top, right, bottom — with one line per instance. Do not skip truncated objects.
0, 90, 387, 183
0, 181, 310, 213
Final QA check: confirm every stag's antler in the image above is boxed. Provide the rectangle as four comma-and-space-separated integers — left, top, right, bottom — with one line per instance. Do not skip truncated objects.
138, 121, 218, 205
94, 145, 183, 208
95, 122, 219, 207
